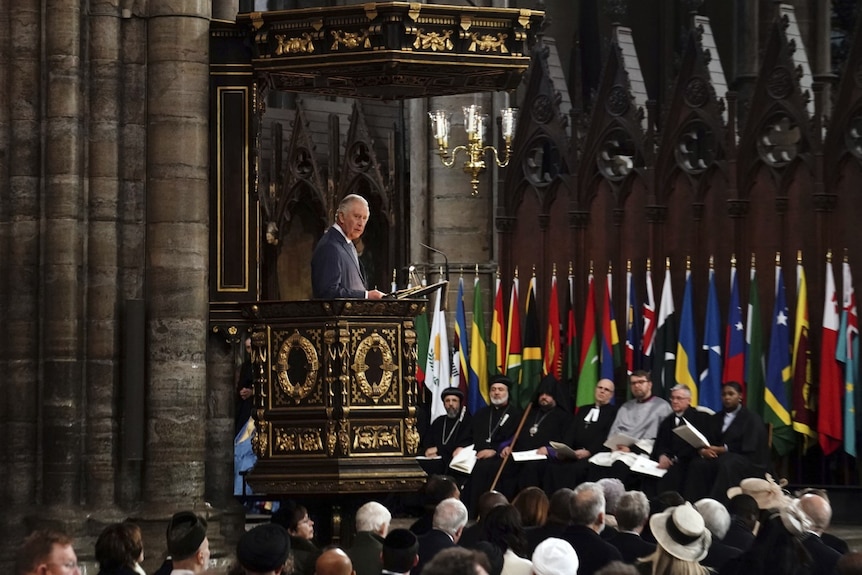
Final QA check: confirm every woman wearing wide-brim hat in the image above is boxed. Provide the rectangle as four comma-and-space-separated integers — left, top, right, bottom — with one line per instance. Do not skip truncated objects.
636, 502, 712, 575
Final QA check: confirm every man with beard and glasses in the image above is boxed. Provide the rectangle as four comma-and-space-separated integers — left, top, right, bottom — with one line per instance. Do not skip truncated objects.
419, 387, 473, 477
460, 375, 522, 517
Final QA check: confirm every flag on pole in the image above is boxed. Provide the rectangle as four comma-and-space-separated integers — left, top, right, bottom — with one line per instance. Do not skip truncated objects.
700, 262, 723, 412
544, 267, 562, 379
642, 260, 657, 374
819, 252, 843, 455
625, 262, 641, 376
563, 264, 579, 403
838, 257, 858, 457
469, 271, 490, 412
506, 273, 523, 407
577, 270, 599, 408
425, 286, 450, 422
654, 260, 677, 399
675, 263, 699, 404
600, 264, 622, 380
791, 254, 816, 450
746, 257, 765, 416
453, 275, 470, 396
723, 258, 745, 385
415, 305, 430, 391
521, 273, 543, 408
764, 256, 794, 456
489, 271, 506, 376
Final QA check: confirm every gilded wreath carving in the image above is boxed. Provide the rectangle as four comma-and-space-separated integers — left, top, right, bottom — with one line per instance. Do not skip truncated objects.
468, 32, 508, 53
275, 32, 315, 55
351, 332, 399, 404
352, 424, 401, 451
413, 29, 454, 51
274, 330, 319, 403
331, 29, 371, 50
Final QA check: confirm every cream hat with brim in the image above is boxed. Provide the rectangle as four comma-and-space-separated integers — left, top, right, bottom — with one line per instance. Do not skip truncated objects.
726, 473, 790, 510
649, 502, 712, 563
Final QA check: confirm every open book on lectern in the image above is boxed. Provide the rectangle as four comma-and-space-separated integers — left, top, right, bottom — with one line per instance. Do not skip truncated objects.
386, 280, 448, 300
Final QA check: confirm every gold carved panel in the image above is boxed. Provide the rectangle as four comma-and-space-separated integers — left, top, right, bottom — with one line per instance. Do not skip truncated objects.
270, 327, 324, 406
273, 425, 326, 456
350, 422, 403, 456
349, 325, 402, 407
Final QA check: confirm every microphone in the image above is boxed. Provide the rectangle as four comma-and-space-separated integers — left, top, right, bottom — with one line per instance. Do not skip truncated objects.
420, 242, 449, 282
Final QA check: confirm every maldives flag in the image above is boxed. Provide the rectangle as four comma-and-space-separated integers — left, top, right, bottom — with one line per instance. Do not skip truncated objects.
723, 260, 745, 385
577, 272, 599, 408
818, 253, 842, 455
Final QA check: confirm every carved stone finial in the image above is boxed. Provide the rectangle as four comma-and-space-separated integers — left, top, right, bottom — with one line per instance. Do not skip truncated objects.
603, 0, 627, 23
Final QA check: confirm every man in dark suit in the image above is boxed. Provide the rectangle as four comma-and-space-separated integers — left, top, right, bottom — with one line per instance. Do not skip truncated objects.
560, 482, 623, 575
545, 378, 618, 493
647, 384, 711, 495
798, 492, 844, 575
684, 381, 769, 502
607, 490, 655, 563
413, 498, 469, 575
694, 498, 743, 572
346, 501, 390, 575
311, 194, 385, 300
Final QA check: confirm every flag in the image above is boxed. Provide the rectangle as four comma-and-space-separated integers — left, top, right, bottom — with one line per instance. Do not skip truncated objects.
577, 272, 599, 407
469, 273, 490, 412
563, 267, 579, 402
600, 268, 622, 380
700, 266, 723, 412
506, 275, 523, 407
654, 263, 677, 399
521, 274, 543, 408
723, 261, 745, 385
544, 270, 562, 379
764, 260, 794, 456
642, 263, 657, 372
489, 273, 506, 376
415, 306, 430, 390
453, 276, 470, 396
819, 254, 843, 455
675, 268, 698, 404
791, 257, 816, 450
425, 286, 450, 422
746, 263, 765, 416
837, 259, 859, 457
625, 265, 641, 376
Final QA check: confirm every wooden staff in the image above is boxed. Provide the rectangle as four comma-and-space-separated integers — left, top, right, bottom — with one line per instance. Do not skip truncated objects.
489, 402, 533, 491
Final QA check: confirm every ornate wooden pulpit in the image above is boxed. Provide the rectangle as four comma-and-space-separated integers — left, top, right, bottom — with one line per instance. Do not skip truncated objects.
242, 299, 428, 496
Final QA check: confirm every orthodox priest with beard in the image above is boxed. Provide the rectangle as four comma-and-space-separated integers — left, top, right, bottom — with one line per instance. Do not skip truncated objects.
460, 375, 522, 516
418, 387, 473, 477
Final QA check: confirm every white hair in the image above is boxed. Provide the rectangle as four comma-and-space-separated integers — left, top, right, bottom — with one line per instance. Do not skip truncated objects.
355, 501, 391, 534
694, 498, 731, 540
432, 498, 469, 536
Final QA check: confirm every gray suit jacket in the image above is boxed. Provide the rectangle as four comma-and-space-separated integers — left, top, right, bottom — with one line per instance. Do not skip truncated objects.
311, 226, 366, 298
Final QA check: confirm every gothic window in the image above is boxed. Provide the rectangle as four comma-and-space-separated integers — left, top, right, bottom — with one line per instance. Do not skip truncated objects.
675, 119, 716, 174
597, 127, 636, 181
756, 113, 801, 168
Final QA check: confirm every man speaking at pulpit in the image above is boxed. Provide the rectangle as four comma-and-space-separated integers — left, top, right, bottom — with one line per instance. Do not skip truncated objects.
312, 194, 386, 300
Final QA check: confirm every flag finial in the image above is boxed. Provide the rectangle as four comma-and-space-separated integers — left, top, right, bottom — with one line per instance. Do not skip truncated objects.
709, 255, 714, 269
514, 266, 519, 278
686, 255, 691, 270
608, 260, 613, 274
590, 260, 594, 274
552, 262, 557, 275
826, 249, 832, 263
627, 259, 631, 272
796, 250, 802, 265
532, 264, 537, 277
665, 257, 670, 270
646, 257, 652, 272
475, 263, 479, 277
568, 261, 573, 276
459, 266, 464, 277
775, 251, 781, 266
731, 253, 736, 266
751, 253, 756, 268
844, 247, 849, 263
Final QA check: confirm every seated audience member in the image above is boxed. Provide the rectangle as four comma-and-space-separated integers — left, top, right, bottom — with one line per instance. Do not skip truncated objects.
473, 541, 504, 575
721, 493, 758, 552
236, 523, 291, 575
684, 382, 768, 502
594, 562, 639, 575
531, 538, 579, 575
409, 474, 460, 536
460, 491, 509, 549
545, 379, 618, 493
15, 530, 81, 575
797, 492, 843, 575
479, 376, 571, 500
421, 547, 492, 575
483, 504, 532, 575
272, 501, 321, 575
525, 488, 574, 556
607, 491, 655, 564
719, 499, 814, 575
419, 387, 473, 477
837, 552, 862, 575
381, 529, 419, 575
795, 487, 850, 555
164, 511, 211, 575
589, 371, 671, 489
95, 522, 145, 575
639, 491, 684, 545
346, 501, 391, 575
561, 482, 623, 575
598, 478, 626, 535
315, 548, 355, 575
414, 498, 469, 575
462, 376, 522, 514
637, 503, 711, 575
693, 498, 743, 572
512, 487, 549, 529
648, 385, 711, 496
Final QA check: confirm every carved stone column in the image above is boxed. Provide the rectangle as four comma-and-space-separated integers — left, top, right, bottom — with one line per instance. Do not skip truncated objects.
733, 0, 759, 127
143, 0, 211, 507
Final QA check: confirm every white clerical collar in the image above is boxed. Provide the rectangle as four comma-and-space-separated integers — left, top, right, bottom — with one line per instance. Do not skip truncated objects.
584, 406, 600, 422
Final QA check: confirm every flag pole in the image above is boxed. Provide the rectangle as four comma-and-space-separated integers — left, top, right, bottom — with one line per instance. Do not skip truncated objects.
489, 402, 533, 491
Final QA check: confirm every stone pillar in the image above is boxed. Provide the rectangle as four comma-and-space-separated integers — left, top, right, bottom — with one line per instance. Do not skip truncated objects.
811, 0, 833, 120
143, 0, 211, 506
86, 0, 123, 508
733, 0, 759, 127
408, 98, 429, 267
213, 0, 238, 22
42, 0, 85, 510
